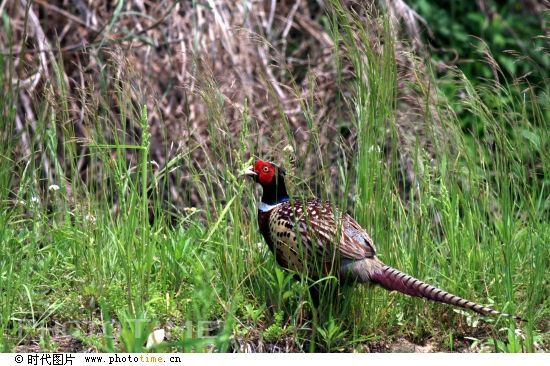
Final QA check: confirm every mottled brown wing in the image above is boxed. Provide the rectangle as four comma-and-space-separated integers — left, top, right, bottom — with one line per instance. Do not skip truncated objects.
339, 214, 376, 259
269, 199, 375, 265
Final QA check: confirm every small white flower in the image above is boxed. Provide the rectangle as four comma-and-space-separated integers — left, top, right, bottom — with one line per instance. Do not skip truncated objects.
48, 184, 60, 192
84, 214, 96, 224
183, 207, 197, 215
30, 196, 40, 204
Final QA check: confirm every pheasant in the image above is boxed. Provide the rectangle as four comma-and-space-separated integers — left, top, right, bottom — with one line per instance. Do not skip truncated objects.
243, 159, 521, 321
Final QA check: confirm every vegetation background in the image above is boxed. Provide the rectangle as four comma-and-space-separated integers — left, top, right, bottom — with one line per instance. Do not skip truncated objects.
0, 0, 548, 352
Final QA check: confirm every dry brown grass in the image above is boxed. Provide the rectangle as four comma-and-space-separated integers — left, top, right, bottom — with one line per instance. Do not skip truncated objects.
2, 0, 444, 207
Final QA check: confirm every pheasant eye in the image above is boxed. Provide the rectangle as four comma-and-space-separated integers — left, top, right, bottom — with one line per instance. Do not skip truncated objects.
262, 166, 269, 173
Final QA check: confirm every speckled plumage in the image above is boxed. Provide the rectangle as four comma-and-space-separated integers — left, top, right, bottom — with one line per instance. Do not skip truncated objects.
259, 198, 376, 278
245, 159, 522, 321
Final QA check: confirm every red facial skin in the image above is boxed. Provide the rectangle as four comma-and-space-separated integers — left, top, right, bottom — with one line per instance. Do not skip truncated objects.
253, 160, 276, 185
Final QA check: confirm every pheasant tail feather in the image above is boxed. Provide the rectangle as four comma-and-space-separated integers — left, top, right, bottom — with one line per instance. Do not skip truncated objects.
368, 263, 523, 321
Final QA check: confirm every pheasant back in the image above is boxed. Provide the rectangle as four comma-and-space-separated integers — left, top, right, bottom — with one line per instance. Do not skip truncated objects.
258, 198, 377, 280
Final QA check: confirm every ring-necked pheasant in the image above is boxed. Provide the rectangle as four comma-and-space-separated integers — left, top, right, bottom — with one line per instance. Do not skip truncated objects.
243, 159, 521, 321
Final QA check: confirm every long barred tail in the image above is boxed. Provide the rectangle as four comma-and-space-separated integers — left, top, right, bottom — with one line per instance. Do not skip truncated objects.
369, 263, 523, 321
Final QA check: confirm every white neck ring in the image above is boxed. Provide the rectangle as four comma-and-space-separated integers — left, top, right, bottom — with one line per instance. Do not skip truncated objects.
258, 201, 283, 212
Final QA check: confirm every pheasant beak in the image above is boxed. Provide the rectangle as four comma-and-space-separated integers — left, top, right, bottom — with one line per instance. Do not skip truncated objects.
241, 165, 257, 178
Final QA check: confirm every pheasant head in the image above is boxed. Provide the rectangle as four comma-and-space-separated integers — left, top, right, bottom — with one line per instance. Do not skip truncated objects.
243, 159, 289, 206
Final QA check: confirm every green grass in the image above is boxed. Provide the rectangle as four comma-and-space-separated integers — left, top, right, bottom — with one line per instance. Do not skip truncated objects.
0, 5, 548, 353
